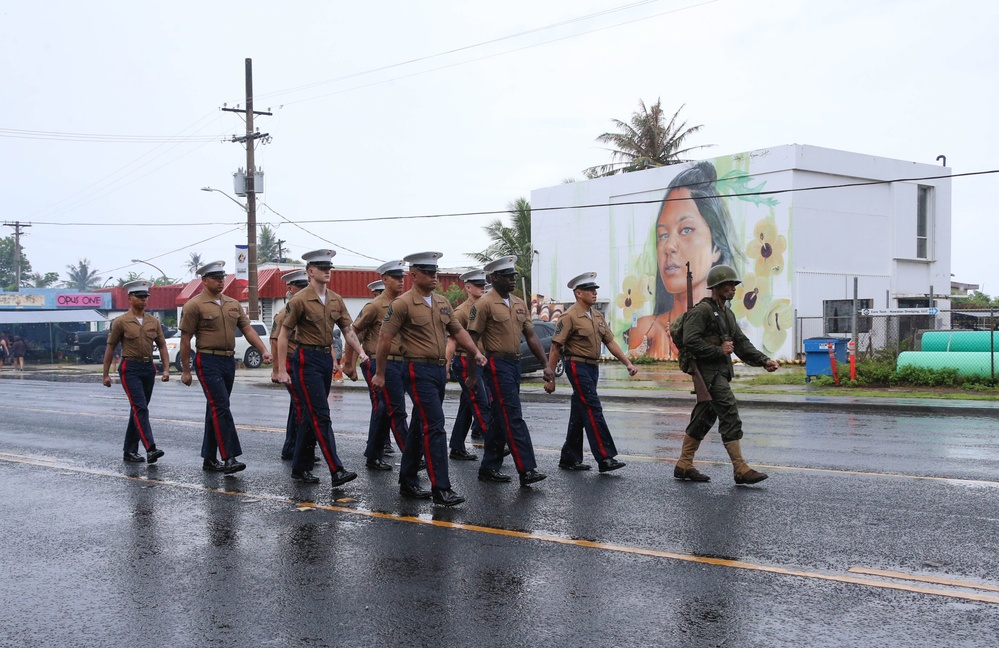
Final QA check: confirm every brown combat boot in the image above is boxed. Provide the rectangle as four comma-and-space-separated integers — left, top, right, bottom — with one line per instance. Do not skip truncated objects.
724, 440, 768, 485
673, 435, 710, 482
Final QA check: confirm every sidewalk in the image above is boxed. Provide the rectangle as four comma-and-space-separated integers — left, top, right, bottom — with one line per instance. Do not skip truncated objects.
5, 362, 999, 416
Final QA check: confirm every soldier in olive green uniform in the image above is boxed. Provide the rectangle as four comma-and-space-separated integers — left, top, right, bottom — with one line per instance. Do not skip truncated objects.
103, 280, 170, 464
544, 272, 637, 472
678, 265, 779, 484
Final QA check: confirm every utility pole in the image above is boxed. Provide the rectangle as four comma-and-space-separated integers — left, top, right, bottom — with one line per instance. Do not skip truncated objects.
276, 239, 285, 264
221, 58, 271, 320
3, 221, 31, 292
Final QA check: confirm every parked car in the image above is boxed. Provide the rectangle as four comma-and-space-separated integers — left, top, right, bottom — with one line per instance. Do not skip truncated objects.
519, 320, 565, 377
72, 325, 177, 363
153, 321, 268, 371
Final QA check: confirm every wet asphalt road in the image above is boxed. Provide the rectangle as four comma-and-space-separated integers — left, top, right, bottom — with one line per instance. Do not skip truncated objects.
2, 375, 999, 647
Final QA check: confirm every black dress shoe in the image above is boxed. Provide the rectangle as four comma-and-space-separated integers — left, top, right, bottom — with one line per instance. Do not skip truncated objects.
202, 458, 225, 472
502, 448, 512, 457
598, 458, 626, 473
470, 430, 484, 441
366, 458, 393, 471
330, 469, 358, 487
222, 458, 246, 474
123, 452, 145, 463
432, 488, 465, 507
291, 470, 320, 484
519, 470, 547, 486
558, 461, 590, 471
383, 443, 395, 455
418, 459, 427, 471
399, 483, 432, 499
146, 448, 165, 464
477, 468, 512, 483
449, 447, 478, 461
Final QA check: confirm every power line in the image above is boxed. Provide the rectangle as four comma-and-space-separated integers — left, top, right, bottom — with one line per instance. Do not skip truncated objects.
97, 227, 244, 276
20, 168, 998, 229
0, 128, 223, 143
260, 202, 384, 263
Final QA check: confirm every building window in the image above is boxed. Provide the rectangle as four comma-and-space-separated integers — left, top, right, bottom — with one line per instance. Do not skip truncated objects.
916, 186, 931, 259
824, 299, 872, 335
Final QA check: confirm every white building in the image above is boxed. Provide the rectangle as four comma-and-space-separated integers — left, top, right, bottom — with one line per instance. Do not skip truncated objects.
530, 145, 951, 360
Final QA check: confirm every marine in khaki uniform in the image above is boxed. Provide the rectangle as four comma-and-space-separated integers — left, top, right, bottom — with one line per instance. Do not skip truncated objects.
103, 280, 170, 464
277, 249, 367, 486
544, 272, 637, 472
342, 260, 409, 471
467, 255, 553, 487
179, 261, 272, 474
444, 269, 491, 458
271, 269, 309, 461
372, 252, 485, 507
677, 264, 779, 484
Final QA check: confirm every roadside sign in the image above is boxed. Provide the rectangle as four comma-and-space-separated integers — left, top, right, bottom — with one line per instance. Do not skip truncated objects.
859, 307, 939, 316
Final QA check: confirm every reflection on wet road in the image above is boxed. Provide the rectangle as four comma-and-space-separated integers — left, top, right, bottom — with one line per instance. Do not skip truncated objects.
3, 378, 999, 646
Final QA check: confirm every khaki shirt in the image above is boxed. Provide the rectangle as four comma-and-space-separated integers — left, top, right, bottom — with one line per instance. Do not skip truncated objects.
448, 298, 483, 353
271, 308, 297, 357
381, 289, 462, 359
466, 290, 533, 355
179, 291, 250, 352
552, 303, 613, 360
107, 313, 166, 359
282, 285, 352, 347
352, 292, 401, 356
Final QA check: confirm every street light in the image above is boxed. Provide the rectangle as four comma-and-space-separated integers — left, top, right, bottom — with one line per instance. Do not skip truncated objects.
131, 259, 168, 283
201, 186, 259, 320
102, 276, 115, 288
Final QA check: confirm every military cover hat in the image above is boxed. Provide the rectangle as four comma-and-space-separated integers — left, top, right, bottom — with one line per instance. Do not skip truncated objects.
483, 256, 517, 276
367, 280, 386, 293
281, 269, 308, 285
197, 260, 226, 277
460, 269, 487, 285
124, 279, 153, 296
567, 271, 599, 291
403, 251, 443, 271
376, 260, 406, 277
302, 249, 336, 268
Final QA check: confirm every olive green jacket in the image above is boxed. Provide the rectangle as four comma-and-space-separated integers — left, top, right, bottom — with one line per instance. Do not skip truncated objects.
682, 297, 770, 379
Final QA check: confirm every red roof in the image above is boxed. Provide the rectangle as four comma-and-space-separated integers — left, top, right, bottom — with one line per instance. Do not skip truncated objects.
98, 284, 185, 311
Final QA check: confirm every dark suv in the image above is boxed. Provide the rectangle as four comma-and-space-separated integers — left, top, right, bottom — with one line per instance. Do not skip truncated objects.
519, 320, 564, 377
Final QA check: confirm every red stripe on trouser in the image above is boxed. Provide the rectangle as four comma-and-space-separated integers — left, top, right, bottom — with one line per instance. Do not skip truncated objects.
380, 376, 406, 450
460, 357, 488, 432
195, 353, 228, 460
408, 362, 436, 488
287, 357, 302, 421
567, 360, 608, 459
120, 360, 151, 450
297, 348, 335, 469
363, 363, 378, 414
488, 357, 525, 471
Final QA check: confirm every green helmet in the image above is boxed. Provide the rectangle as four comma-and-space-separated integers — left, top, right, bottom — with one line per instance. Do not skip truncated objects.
707, 264, 741, 289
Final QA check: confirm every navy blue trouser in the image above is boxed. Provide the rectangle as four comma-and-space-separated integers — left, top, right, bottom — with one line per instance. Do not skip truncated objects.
290, 347, 344, 473
449, 355, 491, 450
362, 358, 392, 460
119, 359, 156, 454
194, 352, 241, 461
379, 359, 410, 452
480, 356, 537, 474
281, 356, 303, 460
399, 363, 451, 490
561, 360, 618, 464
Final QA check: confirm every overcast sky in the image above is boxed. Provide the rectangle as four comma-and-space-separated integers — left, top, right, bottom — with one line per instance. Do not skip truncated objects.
2, 0, 996, 292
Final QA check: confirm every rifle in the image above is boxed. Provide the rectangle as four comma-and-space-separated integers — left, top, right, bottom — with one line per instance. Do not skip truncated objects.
685, 262, 713, 403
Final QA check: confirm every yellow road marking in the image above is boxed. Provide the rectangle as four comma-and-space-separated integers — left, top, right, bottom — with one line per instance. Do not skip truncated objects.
3, 404, 999, 487
0, 451, 56, 462
849, 567, 999, 594
2, 453, 999, 606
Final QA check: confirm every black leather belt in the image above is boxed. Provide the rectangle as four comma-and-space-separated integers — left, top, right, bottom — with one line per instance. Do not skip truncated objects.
198, 349, 234, 357
299, 344, 332, 352
405, 357, 446, 366
487, 352, 521, 362
564, 354, 598, 365
122, 356, 152, 362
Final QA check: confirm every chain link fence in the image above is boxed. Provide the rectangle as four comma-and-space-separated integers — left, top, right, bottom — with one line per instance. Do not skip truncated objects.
795, 308, 998, 383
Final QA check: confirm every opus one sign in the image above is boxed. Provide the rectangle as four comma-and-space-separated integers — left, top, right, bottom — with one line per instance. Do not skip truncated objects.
56, 293, 106, 308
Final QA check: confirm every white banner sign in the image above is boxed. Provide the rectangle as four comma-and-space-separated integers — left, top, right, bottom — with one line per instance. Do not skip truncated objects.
860, 307, 939, 316
235, 245, 248, 280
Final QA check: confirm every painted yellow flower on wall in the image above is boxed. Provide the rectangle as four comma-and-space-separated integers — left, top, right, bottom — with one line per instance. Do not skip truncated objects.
746, 218, 787, 277
616, 275, 648, 322
763, 298, 793, 354
731, 271, 770, 327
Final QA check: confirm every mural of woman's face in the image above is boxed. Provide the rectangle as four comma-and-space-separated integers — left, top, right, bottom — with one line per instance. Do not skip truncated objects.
656, 188, 721, 294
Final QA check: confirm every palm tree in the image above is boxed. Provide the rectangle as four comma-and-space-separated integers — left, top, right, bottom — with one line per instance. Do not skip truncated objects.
583, 99, 711, 178
63, 258, 103, 291
185, 252, 203, 277
26, 271, 59, 288
258, 224, 281, 263
468, 198, 534, 299
117, 271, 147, 287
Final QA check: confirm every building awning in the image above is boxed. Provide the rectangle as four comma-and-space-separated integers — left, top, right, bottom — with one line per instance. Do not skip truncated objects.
0, 309, 109, 324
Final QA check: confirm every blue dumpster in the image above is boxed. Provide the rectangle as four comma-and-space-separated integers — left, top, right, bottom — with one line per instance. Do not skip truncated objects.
804, 337, 848, 382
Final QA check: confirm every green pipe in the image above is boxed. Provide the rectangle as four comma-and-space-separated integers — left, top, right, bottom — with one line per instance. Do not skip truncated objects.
921, 331, 999, 352
897, 351, 999, 377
